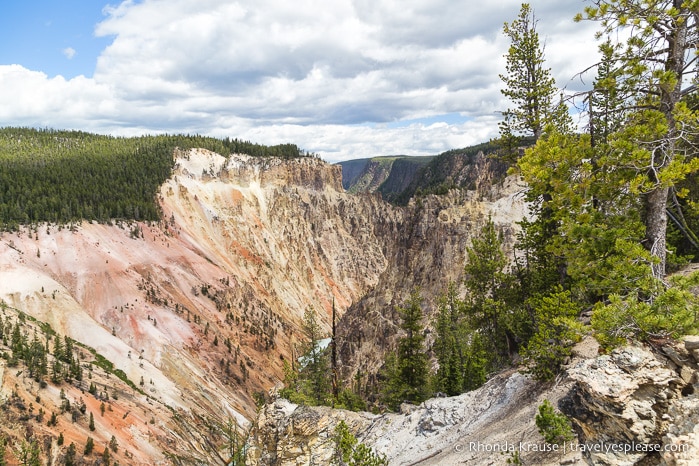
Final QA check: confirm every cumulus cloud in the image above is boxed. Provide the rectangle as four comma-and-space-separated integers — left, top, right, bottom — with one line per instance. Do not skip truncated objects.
0, 0, 602, 159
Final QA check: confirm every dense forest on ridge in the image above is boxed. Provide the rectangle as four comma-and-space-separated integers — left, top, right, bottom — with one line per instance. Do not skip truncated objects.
0, 128, 312, 230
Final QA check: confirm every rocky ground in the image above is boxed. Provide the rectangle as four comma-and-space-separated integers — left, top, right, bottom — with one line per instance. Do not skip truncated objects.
245, 336, 699, 466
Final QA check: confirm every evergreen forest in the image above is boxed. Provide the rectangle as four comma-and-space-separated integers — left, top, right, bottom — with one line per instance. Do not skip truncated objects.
0, 127, 312, 230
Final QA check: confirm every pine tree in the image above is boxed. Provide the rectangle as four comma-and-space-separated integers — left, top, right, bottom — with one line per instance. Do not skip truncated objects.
109, 435, 119, 453
102, 446, 111, 465
15, 440, 41, 466
382, 289, 429, 409
331, 298, 338, 402
578, 0, 699, 277
536, 400, 574, 445
53, 334, 64, 361
64, 443, 76, 466
84, 437, 94, 455
515, 7, 699, 348
432, 284, 465, 396
0, 437, 6, 466
279, 307, 331, 406
521, 288, 582, 381
498, 3, 560, 158
463, 219, 519, 363
301, 307, 331, 405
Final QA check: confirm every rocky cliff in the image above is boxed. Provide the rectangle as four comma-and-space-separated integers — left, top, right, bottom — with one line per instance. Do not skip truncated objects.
337, 158, 526, 394
0, 149, 388, 463
338, 156, 434, 197
246, 337, 699, 466
0, 148, 524, 464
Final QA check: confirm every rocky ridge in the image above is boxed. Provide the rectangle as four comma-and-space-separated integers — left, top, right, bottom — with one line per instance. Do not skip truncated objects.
337, 159, 526, 393
246, 337, 699, 466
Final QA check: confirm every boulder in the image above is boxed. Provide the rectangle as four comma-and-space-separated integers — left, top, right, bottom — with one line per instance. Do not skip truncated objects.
684, 335, 699, 352
564, 346, 695, 465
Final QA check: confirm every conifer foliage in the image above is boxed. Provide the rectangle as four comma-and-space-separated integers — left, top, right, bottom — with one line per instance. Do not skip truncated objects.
577, 0, 699, 279
280, 307, 366, 410
381, 289, 429, 410
515, 0, 699, 349
280, 307, 331, 406
498, 3, 564, 158
0, 127, 313, 230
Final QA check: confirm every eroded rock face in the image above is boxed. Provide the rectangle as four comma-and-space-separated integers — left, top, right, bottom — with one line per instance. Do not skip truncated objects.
563, 345, 699, 465
245, 399, 375, 466
336, 168, 528, 392
0, 150, 400, 463
247, 340, 699, 466
0, 149, 528, 463
245, 371, 583, 466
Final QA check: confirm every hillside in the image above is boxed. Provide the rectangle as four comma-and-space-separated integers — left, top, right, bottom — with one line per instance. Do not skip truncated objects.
0, 127, 311, 230
336, 143, 507, 205
392, 141, 505, 205
0, 148, 394, 463
337, 156, 433, 196
0, 143, 529, 464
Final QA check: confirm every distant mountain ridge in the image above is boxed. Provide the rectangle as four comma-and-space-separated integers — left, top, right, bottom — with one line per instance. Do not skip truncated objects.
337, 156, 434, 195
337, 141, 505, 203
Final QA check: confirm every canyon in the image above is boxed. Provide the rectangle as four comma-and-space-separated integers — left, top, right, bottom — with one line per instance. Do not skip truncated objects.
0, 148, 523, 464
2, 147, 695, 465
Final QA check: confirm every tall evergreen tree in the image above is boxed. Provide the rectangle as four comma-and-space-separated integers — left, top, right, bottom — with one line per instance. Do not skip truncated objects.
382, 290, 429, 409
15, 440, 41, 466
578, 0, 699, 277
331, 298, 338, 402
301, 307, 331, 405
432, 284, 465, 396
499, 3, 561, 157
280, 307, 331, 406
64, 443, 76, 466
463, 219, 522, 363
515, 3, 699, 349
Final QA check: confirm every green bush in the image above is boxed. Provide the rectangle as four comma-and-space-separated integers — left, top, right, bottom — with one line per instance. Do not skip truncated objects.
535, 399, 574, 445
333, 421, 387, 466
592, 272, 699, 350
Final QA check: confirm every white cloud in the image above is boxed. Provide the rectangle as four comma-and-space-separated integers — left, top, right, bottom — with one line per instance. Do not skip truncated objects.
62, 47, 77, 60
0, 0, 602, 159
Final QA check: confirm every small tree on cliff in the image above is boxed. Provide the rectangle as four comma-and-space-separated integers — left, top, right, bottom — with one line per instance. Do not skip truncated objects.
280, 307, 332, 405
0, 437, 6, 466
381, 289, 429, 410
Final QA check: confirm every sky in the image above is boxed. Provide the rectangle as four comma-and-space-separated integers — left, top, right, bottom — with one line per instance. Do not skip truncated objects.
0, 0, 601, 161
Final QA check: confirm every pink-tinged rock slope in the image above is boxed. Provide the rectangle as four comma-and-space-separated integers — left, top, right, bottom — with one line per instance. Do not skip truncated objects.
0, 150, 397, 428
0, 148, 528, 463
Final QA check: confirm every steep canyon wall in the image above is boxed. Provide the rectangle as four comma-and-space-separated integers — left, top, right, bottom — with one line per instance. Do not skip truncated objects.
0, 149, 525, 463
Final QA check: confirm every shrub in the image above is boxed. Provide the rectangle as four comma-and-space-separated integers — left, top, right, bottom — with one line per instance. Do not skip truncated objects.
592, 272, 699, 350
535, 399, 574, 445
334, 421, 387, 466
